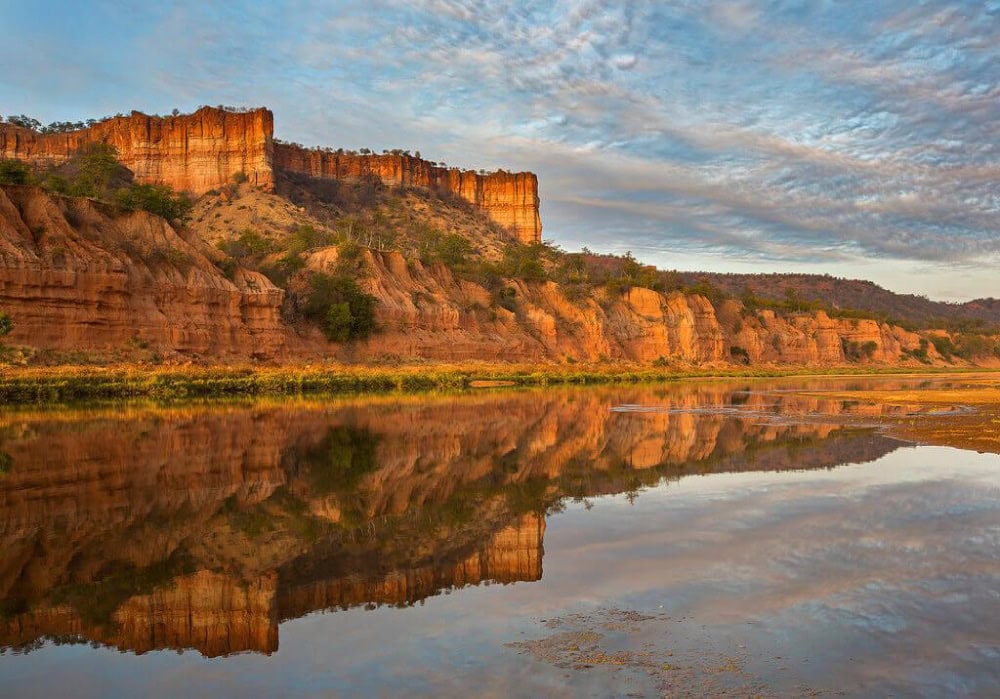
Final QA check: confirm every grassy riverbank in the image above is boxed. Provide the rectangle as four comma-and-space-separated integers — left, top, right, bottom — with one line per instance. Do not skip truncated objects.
0, 362, 992, 405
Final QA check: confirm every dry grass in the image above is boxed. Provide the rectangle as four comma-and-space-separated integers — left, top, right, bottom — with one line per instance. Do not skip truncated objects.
0, 362, 993, 405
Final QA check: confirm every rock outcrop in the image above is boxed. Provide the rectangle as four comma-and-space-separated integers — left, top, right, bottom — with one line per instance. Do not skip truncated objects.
274, 144, 542, 243
0, 185, 286, 358
0, 107, 274, 193
342, 248, 932, 364
0, 184, 946, 364
0, 106, 542, 242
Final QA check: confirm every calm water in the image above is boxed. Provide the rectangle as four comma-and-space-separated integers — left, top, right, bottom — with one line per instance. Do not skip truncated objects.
0, 378, 997, 697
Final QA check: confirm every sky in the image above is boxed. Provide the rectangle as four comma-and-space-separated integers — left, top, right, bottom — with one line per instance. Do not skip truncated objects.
1, 1, 997, 301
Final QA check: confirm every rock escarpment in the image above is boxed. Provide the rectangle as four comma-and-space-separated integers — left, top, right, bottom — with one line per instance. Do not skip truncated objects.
274, 144, 542, 243
344, 248, 936, 364
0, 185, 286, 358
0, 107, 274, 193
0, 106, 542, 242
0, 185, 945, 364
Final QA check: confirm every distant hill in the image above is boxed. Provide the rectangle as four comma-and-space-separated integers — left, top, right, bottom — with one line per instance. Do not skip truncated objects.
679, 272, 1000, 331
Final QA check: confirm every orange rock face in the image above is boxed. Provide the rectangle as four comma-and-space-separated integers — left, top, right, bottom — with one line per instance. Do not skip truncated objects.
0, 185, 287, 358
273, 144, 542, 244
0, 107, 274, 193
0, 106, 542, 242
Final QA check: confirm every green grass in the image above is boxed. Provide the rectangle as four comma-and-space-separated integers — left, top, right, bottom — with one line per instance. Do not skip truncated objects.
0, 363, 993, 406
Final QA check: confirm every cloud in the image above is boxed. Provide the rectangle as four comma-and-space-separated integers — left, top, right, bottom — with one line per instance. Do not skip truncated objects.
1, 0, 997, 299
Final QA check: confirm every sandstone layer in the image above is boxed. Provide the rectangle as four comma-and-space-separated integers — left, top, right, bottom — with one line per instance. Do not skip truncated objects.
0, 107, 274, 193
274, 144, 542, 243
0, 106, 542, 241
0, 185, 285, 358
337, 248, 938, 365
0, 185, 947, 364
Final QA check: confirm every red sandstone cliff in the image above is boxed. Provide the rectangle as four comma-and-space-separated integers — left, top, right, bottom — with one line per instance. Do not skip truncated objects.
0, 107, 274, 193
0, 106, 542, 242
0, 185, 286, 357
274, 144, 542, 243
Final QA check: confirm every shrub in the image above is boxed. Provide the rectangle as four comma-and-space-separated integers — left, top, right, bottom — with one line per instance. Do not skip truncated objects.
115, 183, 193, 221
217, 228, 275, 260
495, 286, 517, 312
842, 339, 878, 361
730, 345, 751, 364
232, 171, 249, 184
67, 143, 128, 198
303, 272, 377, 342
498, 243, 547, 282
930, 335, 957, 360
287, 224, 336, 256
0, 159, 32, 185
300, 426, 380, 495
0, 312, 11, 337
261, 253, 305, 288
324, 303, 354, 342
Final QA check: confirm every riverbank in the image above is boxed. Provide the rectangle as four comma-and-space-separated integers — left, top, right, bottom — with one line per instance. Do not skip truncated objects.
0, 362, 992, 405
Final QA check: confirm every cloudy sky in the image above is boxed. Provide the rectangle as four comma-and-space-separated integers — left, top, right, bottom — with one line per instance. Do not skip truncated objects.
2, 1, 997, 300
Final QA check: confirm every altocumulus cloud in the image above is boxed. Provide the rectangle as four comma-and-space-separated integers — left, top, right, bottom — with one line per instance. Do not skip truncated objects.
1, 0, 997, 299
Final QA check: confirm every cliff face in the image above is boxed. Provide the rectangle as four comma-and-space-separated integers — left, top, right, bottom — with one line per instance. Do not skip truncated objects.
333, 248, 933, 364
0, 107, 274, 193
0, 185, 286, 358
0, 185, 942, 364
274, 144, 542, 244
0, 107, 542, 242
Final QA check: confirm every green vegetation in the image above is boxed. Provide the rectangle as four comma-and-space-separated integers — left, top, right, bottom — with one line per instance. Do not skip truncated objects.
0, 364, 989, 406
114, 182, 193, 220
302, 272, 378, 342
928, 333, 1000, 362
842, 339, 879, 362
217, 228, 275, 260
730, 345, 750, 364
2, 143, 193, 223
50, 552, 195, 627
0, 159, 32, 185
0, 312, 11, 339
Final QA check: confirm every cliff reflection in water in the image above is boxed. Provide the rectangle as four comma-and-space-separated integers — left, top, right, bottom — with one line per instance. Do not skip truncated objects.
0, 382, 906, 658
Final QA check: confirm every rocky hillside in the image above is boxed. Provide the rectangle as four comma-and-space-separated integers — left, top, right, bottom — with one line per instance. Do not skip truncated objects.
0, 106, 541, 243
682, 271, 1000, 330
0, 103, 995, 366
0, 181, 975, 366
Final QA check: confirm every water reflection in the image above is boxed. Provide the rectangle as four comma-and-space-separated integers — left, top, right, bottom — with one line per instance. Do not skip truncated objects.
0, 379, 916, 659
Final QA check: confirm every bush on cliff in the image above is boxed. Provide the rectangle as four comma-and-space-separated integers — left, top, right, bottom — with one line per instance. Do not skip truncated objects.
0, 159, 32, 185
0, 312, 11, 338
115, 183, 193, 221
26, 143, 193, 222
302, 272, 377, 342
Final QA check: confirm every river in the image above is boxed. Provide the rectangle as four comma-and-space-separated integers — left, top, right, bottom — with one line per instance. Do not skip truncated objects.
0, 376, 997, 696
